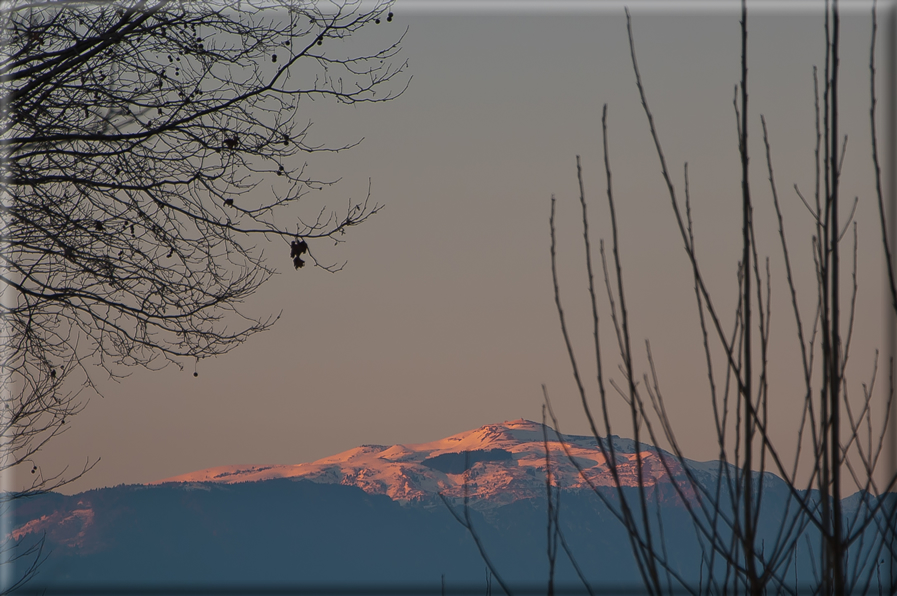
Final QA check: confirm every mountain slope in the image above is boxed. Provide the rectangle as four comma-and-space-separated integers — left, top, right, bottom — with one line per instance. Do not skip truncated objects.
11, 478, 648, 588
151, 418, 698, 507
8, 419, 894, 591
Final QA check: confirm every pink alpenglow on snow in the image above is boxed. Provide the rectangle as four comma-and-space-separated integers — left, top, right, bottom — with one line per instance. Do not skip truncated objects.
152, 419, 696, 508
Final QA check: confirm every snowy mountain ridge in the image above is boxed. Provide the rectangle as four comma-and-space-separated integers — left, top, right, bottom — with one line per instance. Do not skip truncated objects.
10, 418, 890, 591
152, 418, 698, 507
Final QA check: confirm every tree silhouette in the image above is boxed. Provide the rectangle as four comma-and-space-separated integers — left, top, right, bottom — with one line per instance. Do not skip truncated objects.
544, 2, 897, 596
0, 0, 406, 584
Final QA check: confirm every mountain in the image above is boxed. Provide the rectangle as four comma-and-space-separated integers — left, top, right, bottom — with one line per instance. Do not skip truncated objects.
7, 419, 895, 593
149, 418, 699, 508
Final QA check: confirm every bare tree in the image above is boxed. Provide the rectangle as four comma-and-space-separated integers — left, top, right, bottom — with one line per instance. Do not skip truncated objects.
0, 0, 406, 586
546, 2, 897, 595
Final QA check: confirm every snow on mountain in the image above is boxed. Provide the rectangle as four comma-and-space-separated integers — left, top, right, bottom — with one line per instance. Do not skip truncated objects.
151, 419, 698, 507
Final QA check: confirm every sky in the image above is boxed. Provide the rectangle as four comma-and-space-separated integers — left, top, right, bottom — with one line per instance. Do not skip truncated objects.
22, 0, 895, 495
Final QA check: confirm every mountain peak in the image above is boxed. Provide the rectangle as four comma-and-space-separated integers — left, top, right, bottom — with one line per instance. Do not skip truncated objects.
151, 419, 691, 508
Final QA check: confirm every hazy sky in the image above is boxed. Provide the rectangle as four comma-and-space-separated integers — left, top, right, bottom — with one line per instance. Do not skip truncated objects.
28, 1, 894, 494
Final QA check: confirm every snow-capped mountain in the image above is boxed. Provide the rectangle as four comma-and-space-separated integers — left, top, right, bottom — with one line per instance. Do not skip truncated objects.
7, 419, 894, 591
7, 419, 702, 588
151, 418, 695, 507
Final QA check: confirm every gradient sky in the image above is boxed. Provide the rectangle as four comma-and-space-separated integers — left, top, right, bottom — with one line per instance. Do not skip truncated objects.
26, 1, 894, 495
